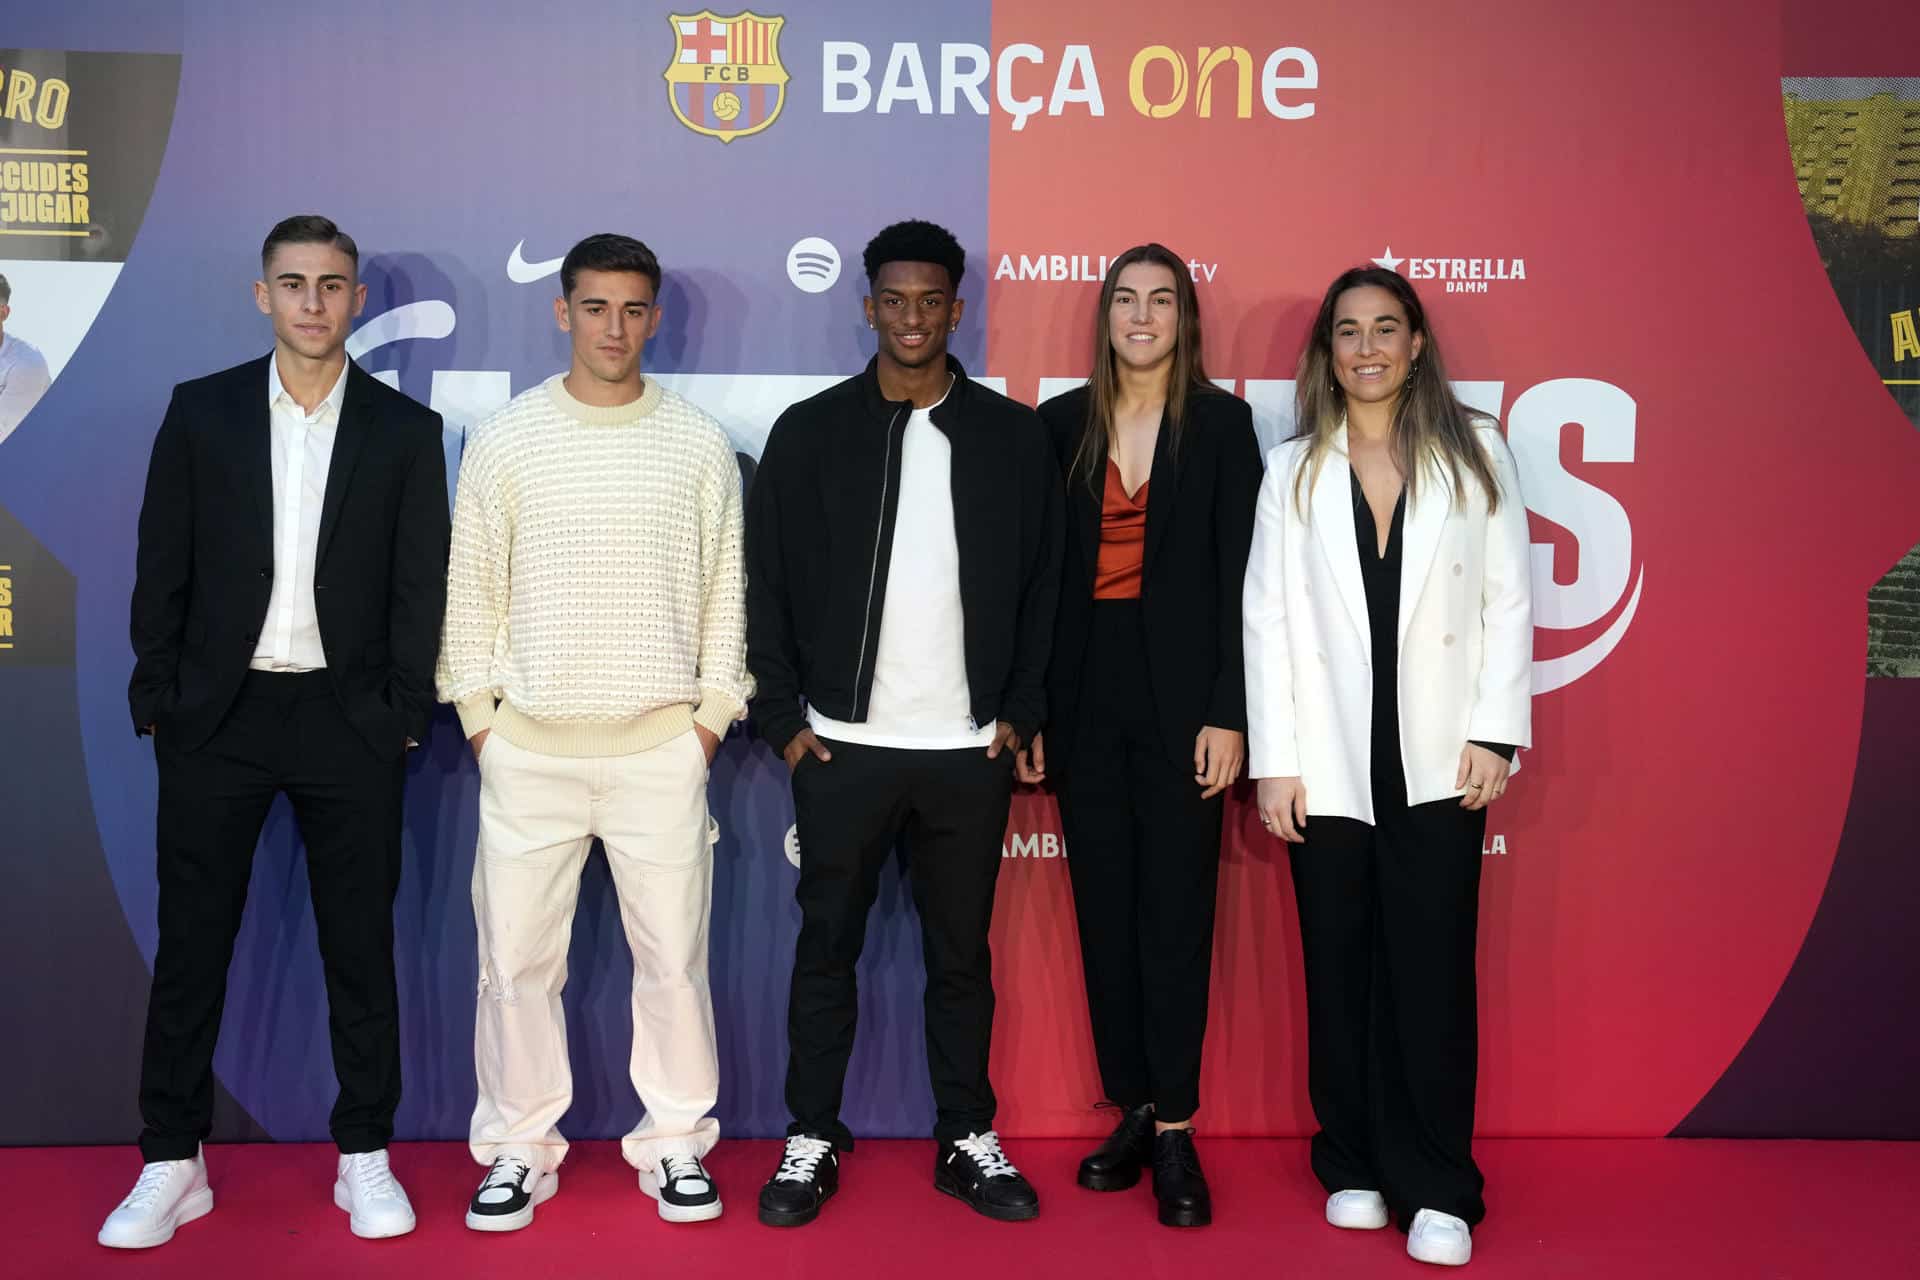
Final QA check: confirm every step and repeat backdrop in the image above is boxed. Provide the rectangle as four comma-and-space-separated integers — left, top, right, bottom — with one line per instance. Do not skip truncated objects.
2, 0, 1918, 1146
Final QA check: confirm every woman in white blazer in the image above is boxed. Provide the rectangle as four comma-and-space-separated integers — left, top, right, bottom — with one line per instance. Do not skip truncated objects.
1244, 266, 1531, 1268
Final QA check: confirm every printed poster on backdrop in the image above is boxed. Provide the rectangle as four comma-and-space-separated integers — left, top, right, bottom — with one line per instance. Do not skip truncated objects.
1783, 77, 1920, 674
0, 48, 178, 445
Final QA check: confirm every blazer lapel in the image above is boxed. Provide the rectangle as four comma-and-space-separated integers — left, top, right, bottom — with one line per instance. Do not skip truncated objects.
1141, 406, 1177, 575
1310, 425, 1372, 655
1071, 438, 1103, 592
1397, 454, 1450, 647
239, 355, 275, 562
314, 362, 373, 569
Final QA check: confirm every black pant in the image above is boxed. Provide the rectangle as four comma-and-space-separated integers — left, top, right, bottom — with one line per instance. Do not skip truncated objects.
1288, 793, 1486, 1228
1058, 600, 1222, 1123
783, 737, 1014, 1148
138, 670, 405, 1161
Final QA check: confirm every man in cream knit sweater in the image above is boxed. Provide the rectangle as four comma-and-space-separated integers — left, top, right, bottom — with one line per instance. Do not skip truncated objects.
436, 234, 750, 1230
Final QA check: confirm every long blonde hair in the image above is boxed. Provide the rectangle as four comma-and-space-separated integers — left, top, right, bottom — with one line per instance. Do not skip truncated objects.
1290, 266, 1501, 517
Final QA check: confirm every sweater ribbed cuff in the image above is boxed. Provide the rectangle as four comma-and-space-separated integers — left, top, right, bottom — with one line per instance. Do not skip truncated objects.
455, 694, 498, 741
692, 692, 745, 738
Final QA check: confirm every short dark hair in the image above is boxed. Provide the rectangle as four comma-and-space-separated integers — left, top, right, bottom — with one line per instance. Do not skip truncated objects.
863, 219, 965, 292
261, 215, 359, 274
0, 273, 9, 306
560, 233, 662, 298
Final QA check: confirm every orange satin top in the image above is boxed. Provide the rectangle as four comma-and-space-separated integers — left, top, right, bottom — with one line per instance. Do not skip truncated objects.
1093, 457, 1149, 600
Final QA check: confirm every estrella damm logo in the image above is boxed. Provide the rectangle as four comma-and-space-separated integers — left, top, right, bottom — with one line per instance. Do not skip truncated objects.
664, 11, 789, 143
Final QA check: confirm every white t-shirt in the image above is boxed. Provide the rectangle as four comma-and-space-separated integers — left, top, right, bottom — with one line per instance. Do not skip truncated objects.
809, 382, 994, 751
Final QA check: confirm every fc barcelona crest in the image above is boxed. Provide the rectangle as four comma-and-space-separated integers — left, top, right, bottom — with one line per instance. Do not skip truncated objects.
664, 10, 789, 143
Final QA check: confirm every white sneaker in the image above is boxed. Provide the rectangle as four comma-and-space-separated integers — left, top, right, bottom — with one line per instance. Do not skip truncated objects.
1407, 1208, 1472, 1266
97, 1150, 214, 1249
466, 1155, 559, 1232
638, 1152, 723, 1223
1326, 1188, 1389, 1229
332, 1149, 416, 1239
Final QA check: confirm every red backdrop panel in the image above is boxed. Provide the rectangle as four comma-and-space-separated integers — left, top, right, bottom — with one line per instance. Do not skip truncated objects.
979, 0, 1920, 1136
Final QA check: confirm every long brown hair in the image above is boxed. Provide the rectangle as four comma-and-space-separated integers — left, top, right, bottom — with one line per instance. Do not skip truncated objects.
1069, 243, 1216, 493
1290, 266, 1501, 517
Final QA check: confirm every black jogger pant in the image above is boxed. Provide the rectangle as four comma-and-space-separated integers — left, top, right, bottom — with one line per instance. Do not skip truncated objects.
783, 738, 1015, 1148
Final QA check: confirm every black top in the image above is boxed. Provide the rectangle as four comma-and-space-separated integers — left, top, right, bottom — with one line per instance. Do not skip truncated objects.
1349, 470, 1514, 776
1353, 469, 1408, 796
744, 355, 1063, 753
128, 354, 450, 754
1036, 385, 1263, 778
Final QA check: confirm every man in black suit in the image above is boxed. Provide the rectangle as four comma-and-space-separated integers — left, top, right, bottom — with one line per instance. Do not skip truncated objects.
99, 216, 449, 1250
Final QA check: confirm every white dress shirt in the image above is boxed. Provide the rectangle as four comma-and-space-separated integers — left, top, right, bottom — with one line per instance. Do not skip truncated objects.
250, 355, 347, 671
809, 379, 994, 750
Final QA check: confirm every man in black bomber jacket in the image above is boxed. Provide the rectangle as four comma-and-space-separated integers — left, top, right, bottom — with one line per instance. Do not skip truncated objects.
745, 220, 1062, 1229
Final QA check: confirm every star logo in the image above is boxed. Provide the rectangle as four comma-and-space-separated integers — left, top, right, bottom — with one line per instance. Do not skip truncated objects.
1371, 245, 1406, 272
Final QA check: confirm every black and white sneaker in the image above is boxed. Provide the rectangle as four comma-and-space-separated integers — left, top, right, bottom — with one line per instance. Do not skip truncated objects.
465, 1155, 558, 1233
639, 1152, 722, 1223
934, 1131, 1039, 1222
757, 1134, 838, 1227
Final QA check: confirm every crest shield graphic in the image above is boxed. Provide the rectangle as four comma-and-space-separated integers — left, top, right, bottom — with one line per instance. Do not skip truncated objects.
663, 11, 789, 143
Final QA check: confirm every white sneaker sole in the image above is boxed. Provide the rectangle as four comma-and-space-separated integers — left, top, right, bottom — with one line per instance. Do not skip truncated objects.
97, 1185, 214, 1249
332, 1181, 417, 1239
1408, 1233, 1472, 1266
1326, 1199, 1389, 1230
464, 1171, 558, 1233
638, 1168, 724, 1223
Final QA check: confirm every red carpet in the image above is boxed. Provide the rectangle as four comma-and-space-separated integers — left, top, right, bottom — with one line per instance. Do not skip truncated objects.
5, 1138, 1917, 1278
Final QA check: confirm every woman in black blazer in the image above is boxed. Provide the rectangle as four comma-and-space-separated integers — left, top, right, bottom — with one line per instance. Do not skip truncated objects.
1018, 243, 1261, 1228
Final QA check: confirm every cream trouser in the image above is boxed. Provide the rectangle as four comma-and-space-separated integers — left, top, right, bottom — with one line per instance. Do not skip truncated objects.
468, 728, 719, 1173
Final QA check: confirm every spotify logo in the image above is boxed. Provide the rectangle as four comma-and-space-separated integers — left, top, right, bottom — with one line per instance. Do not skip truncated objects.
786, 236, 841, 293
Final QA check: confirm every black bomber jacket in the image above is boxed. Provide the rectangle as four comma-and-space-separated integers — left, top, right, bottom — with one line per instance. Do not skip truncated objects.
745, 355, 1063, 753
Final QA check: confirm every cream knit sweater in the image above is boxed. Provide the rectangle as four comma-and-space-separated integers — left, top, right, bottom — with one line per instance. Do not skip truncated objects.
436, 374, 752, 756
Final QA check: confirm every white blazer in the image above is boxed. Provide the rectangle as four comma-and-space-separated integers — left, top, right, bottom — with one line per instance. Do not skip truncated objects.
1243, 422, 1533, 823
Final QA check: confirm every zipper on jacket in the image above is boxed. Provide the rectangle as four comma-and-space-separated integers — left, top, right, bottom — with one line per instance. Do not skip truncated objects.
851, 404, 905, 717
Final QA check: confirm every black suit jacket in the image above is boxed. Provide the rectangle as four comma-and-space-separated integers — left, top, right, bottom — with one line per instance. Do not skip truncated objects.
128, 354, 450, 756
1037, 384, 1263, 778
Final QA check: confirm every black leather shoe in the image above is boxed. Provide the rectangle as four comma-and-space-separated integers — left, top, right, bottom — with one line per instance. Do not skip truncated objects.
1077, 1103, 1155, 1191
934, 1132, 1040, 1222
1151, 1129, 1211, 1228
757, 1134, 838, 1227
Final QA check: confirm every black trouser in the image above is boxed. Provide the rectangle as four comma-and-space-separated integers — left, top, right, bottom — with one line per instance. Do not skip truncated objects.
1288, 781, 1486, 1228
138, 670, 405, 1161
1058, 600, 1222, 1124
783, 737, 1014, 1148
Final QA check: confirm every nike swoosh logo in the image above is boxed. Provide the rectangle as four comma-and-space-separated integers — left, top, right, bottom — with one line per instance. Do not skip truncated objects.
507, 239, 564, 284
